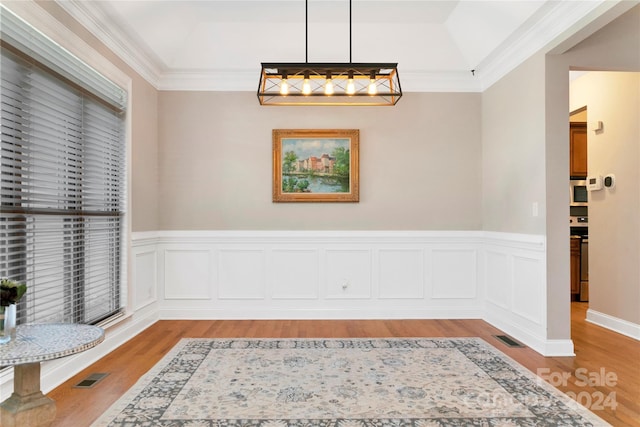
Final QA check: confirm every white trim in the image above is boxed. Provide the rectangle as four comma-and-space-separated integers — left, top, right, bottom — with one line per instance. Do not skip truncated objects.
542, 339, 576, 357
586, 309, 640, 341
484, 311, 575, 357
132, 230, 163, 245
482, 231, 547, 250
475, 0, 620, 91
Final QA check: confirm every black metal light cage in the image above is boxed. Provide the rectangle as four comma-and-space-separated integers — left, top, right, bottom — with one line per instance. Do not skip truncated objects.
257, 0, 402, 106
258, 62, 402, 106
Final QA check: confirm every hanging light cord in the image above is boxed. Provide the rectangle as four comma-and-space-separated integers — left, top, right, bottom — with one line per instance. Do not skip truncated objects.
305, 0, 308, 63
304, 0, 353, 63
349, 0, 352, 63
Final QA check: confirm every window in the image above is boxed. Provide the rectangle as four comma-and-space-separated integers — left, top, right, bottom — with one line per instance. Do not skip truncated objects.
1, 7, 127, 325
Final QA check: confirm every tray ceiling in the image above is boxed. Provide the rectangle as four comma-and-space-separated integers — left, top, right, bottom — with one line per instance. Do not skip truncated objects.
56, 0, 614, 91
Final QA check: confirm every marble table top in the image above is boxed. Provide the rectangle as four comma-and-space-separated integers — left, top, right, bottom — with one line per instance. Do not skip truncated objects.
0, 323, 104, 365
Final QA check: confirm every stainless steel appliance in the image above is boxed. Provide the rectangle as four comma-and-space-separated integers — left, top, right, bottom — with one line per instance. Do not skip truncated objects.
580, 237, 589, 301
570, 179, 588, 206
570, 215, 589, 302
569, 215, 588, 227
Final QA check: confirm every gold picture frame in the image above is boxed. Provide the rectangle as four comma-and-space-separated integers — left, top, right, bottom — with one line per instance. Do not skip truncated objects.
273, 129, 359, 203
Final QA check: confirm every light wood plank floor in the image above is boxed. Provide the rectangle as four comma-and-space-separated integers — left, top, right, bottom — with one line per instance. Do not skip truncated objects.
47, 302, 639, 426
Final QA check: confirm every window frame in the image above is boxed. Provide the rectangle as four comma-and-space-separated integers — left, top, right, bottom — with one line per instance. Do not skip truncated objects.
1, 2, 133, 327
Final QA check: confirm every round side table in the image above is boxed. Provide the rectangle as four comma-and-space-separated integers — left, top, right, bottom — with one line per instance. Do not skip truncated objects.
0, 323, 104, 427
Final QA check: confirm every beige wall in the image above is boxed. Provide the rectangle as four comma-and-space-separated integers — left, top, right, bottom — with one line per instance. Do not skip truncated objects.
481, 52, 547, 235
158, 91, 482, 230
130, 81, 160, 232
570, 72, 640, 325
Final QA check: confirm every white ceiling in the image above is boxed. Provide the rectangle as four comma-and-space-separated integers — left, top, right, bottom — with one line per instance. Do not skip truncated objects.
57, 0, 613, 92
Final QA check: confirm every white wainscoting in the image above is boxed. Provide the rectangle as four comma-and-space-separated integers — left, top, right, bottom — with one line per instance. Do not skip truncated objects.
481, 232, 572, 356
144, 231, 485, 320
128, 231, 569, 355
0, 230, 572, 398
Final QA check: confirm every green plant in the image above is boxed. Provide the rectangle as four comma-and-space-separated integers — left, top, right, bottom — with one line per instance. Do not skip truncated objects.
283, 176, 299, 193
282, 151, 298, 174
0, 278, 27, 306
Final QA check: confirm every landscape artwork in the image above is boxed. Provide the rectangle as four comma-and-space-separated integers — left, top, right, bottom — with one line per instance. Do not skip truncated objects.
272, 129, 359, 202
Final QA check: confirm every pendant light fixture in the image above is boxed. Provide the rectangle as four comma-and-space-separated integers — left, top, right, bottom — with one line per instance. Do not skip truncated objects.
257, 0, 402, 106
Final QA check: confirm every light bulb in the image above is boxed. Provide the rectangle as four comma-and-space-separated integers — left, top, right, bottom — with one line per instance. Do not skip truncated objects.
368, 78, 377, 95
325, 78, 334, 95
280, 79, 289, 96
346, 78, 355, 95
302, 78, 311, 95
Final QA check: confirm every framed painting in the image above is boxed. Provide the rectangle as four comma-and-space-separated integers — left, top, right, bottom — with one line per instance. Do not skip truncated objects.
273, 129, 359, 202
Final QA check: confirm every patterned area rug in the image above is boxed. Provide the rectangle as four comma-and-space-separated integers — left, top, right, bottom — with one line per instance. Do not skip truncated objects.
92, 338, 608, 426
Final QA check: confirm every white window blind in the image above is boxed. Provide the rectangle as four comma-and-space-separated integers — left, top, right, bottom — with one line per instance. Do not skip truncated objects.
1, 7, 126, 325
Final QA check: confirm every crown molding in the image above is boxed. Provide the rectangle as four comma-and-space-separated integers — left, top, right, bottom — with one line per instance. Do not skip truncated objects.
157, 69, 483, 92
158, 69, 257, 92
401, 71, 482, 93
56, 0, 161, 88
475, 0, 620, 91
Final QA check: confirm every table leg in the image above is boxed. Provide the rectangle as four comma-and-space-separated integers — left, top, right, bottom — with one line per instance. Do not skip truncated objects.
0, 363, 56, 427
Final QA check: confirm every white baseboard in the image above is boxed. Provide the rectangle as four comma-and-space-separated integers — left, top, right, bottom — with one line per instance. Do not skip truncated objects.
586, 309, 640, 340
541, 339, 576, 356
484, 311, 575, 356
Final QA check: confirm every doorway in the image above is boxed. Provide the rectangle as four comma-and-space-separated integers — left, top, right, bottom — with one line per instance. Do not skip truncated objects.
569, 105, 588, 306
565, 70, 640, 340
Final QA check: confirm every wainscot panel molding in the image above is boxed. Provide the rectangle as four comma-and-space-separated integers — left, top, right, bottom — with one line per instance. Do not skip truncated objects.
149, 231, 485, 321
325, 249, 372, 299
132, 247, 158, 311
480, 232, 572, 356
127, 230, 568, 356
164, 249, 213, 299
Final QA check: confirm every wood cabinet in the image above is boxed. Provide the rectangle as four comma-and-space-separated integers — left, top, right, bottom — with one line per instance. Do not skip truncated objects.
570, 236, 581, 296
570, 122, 587, 177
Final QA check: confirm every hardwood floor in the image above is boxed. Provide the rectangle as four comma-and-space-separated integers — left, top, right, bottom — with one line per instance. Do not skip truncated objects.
46, 303, 640, 426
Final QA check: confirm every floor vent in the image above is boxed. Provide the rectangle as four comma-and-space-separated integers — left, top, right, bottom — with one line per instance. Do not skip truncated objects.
494, 335, 525, 348
73, 373, 109, 389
